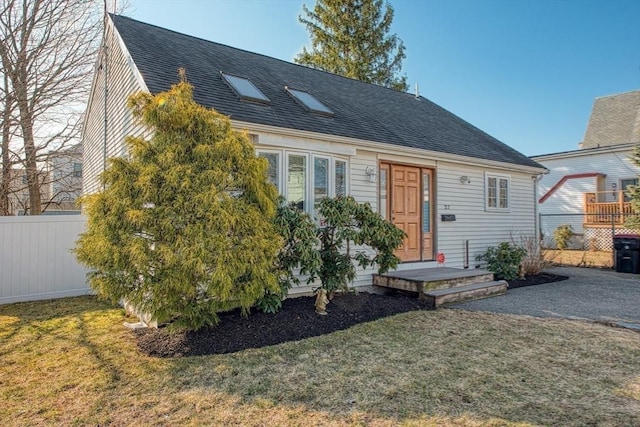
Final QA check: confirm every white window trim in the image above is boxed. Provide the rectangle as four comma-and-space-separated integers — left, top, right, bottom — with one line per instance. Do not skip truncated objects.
484, 172, 511, 212
257, 147, 349, 215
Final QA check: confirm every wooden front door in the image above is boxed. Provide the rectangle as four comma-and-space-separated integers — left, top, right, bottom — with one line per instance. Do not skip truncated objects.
391, 165, 421, 261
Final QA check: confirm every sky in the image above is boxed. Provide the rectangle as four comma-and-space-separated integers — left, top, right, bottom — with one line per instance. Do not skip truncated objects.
125, 0, 640, 157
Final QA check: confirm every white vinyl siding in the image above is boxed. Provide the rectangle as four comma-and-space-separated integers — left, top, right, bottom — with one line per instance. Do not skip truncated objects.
435, 163, 536, 268
82, 16, 148, 196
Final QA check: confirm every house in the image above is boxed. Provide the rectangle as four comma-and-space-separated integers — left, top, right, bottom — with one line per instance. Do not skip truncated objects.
49, 143, 83, 207
0, 167, 51, 215
0, 144, 82, 216
82, 14, 545, 293
532, 90, 640, 249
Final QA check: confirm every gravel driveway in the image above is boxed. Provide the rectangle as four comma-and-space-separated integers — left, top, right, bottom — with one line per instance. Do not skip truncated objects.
454, 266, 640, 325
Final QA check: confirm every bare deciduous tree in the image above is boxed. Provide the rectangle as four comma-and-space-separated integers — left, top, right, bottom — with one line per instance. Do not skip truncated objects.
0, 70, 16, 215
0, 0, 102, 214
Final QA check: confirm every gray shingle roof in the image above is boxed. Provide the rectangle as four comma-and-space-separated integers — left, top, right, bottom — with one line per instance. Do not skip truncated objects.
111, 14, 542, 169
581, 90, 640, 149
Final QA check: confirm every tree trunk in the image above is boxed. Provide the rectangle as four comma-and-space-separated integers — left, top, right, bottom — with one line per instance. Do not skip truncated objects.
0, 74, 12, 215
17, 97, 42, 215
0, 122, 11, 215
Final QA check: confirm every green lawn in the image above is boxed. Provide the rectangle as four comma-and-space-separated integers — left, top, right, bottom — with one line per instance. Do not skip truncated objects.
1, 296, 638, 426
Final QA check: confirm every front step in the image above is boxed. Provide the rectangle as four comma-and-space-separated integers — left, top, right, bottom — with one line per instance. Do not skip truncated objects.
373, 267, 494, 293
422, 280, 508, 308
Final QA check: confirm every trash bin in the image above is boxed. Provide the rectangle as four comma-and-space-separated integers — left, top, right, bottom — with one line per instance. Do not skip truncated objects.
613, 234, 640, 274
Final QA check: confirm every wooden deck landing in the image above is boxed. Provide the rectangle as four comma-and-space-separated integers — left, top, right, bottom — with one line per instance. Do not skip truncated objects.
373, 267, 494, 293
373, 267, 505, 307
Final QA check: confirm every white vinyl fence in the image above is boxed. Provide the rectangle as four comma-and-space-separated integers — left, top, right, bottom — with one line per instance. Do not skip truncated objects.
0, 215, 91, 304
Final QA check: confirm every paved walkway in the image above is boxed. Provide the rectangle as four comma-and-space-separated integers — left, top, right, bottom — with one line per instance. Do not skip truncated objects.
453, 267, 640, 325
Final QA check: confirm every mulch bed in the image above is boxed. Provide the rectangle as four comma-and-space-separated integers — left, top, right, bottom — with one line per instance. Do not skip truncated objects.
507, 272, 568, 289
135, 272, 568, 358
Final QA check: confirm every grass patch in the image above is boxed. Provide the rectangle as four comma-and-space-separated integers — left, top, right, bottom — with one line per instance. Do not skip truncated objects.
1, 296, 639, 426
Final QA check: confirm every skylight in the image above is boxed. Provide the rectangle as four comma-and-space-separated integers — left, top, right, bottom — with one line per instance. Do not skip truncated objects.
221, 72, 269, 103
285, 87, 333, 115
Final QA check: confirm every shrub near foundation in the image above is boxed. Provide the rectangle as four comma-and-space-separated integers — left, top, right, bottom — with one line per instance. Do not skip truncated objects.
315, 197, 405, 295
476, 242, 526, 281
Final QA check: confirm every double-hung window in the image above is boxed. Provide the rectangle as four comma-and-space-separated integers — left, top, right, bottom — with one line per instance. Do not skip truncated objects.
485, 173, 510, 211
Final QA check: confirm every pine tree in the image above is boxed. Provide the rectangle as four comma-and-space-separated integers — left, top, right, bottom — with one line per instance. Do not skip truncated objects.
625, 145, 640, 229
296, 0, 408, 91
75, 75, 282, 330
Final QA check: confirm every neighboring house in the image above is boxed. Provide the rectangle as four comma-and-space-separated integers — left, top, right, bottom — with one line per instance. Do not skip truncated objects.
0, 143, 82, 215
47, 143, 83, 213
82, 15, 545, 292
0, 144, 82, 216
532, 90, 640, 249
0, 167, 51, 215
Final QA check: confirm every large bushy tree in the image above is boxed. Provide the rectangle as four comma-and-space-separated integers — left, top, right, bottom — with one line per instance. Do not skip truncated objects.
296, 0, 408, 91
75, 77, 282, 330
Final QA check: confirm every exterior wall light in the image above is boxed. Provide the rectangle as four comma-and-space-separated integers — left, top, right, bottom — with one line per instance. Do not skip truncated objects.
365, 166, 377, 183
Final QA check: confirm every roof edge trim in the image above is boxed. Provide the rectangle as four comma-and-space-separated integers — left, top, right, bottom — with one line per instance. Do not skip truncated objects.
233, 120, 547, 174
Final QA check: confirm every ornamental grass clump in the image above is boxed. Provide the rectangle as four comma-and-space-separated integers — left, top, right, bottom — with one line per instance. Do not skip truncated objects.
75, 73, 282, 330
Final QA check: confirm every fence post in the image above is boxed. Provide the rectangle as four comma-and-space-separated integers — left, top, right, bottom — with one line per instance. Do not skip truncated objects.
611, 214, 616, 267
538, 212, 542, 242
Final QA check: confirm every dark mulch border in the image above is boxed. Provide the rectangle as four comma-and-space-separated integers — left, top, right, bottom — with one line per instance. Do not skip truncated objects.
135, 272, 568, 358
507, 272, 568, 289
